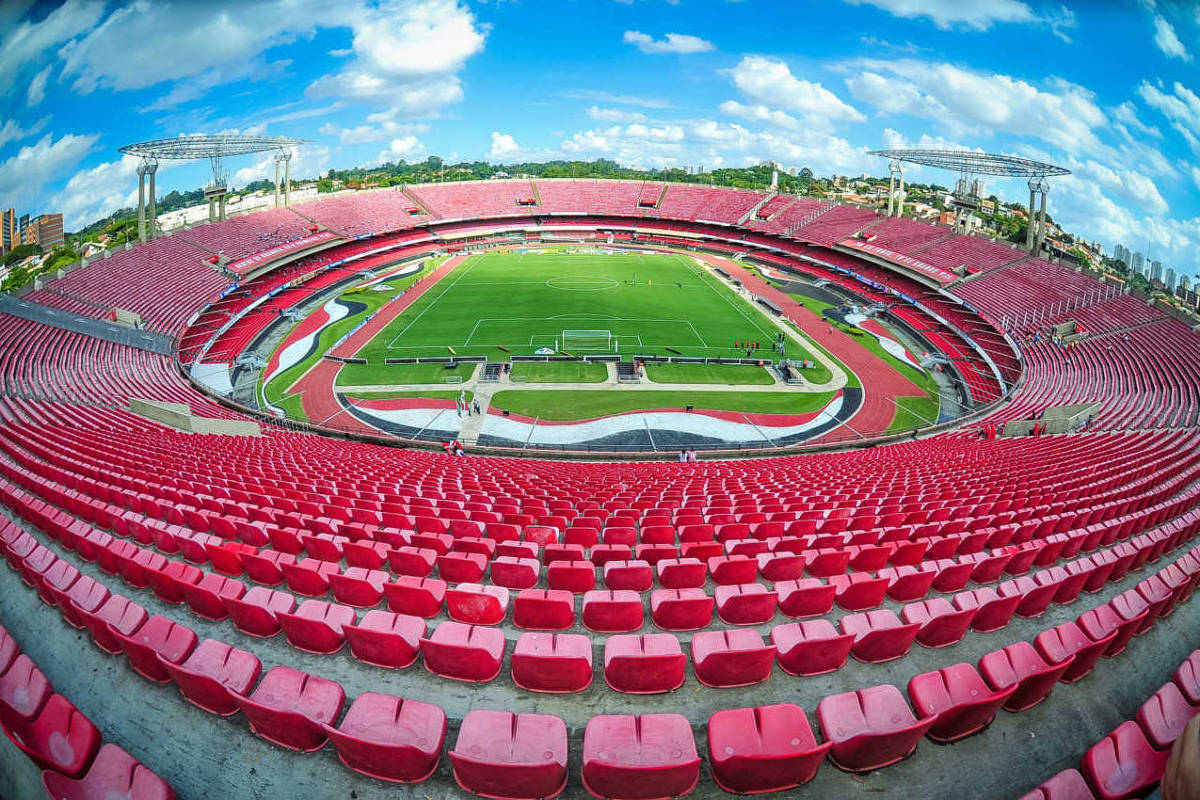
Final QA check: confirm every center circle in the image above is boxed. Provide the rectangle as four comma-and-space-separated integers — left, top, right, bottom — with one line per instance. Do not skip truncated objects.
546, 276, 620, 291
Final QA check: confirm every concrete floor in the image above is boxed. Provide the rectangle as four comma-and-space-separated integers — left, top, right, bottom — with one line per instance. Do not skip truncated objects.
0, 506, 1195, 799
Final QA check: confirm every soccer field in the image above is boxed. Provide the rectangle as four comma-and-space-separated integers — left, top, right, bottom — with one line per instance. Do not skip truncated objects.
347, 249, 806, 369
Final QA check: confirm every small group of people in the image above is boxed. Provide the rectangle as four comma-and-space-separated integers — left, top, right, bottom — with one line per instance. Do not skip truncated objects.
677, 449, 699, 463
455, 397, 482, 417
979, 422, 1003, 439
441, 439, 465, 456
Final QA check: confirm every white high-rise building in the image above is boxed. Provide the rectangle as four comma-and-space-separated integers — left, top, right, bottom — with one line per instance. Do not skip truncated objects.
1150, 260, 1163, 283
1164, 268, 1177, 291
1180, 275, 1192, 292
1131, 251, 1145, 276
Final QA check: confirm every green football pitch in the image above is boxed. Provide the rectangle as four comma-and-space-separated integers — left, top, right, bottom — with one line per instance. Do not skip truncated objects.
341, 249, 815, 382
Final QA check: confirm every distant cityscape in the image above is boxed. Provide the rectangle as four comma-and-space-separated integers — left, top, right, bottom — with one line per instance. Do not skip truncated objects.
1, 208, 64, 255
1111, 243, 1192, 294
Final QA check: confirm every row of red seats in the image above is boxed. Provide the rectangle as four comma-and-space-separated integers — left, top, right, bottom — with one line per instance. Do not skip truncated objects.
0, 618, 174, 799
1021, 650, 1200, 799
4, 498, 1196, 797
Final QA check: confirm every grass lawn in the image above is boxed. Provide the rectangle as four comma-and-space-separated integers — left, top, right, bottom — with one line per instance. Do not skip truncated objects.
349, 250, 826, 365
336, 361, 476, 386
510, 361, 608, 383
341, 389, 474, 402
489, 389, 836, 421
887, 395, 942, 432
785, 292, 837, 318
644, 363, 775, 385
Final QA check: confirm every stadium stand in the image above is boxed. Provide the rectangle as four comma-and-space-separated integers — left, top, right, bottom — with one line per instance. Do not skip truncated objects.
0, 180, 1197, 800
173, 208, 319, 262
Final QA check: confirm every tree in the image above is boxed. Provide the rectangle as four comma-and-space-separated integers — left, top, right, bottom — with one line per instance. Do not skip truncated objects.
2, 243, 42, 267
316, 177, 334, 193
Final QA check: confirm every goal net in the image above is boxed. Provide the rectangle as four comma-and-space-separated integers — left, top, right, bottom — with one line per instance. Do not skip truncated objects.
561, 329, 613, 351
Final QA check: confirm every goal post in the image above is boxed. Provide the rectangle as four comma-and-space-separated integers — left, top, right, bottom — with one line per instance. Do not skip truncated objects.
561, 329, 613, 351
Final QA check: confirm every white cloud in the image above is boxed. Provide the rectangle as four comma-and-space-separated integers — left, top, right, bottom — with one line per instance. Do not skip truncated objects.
622, 31, 715, 55
845, 60, 1107, 155
0, 0, 104, 96
306, 0, 486, 115
0, 132, 99, 214
320, 113, 430, 145
369, 137, 425, 166
587, 106, 648, 123
1139, 81, 1200, 154
729, 56, 864, 126
50, 154, 143, 231
1152, 16, 1191, 61
232, 143, 332, 185
718, 100, 801, 129
0, 117, 48, 150
842, 0, 1037, 30
26, 64, 50, 107
563, 89, 671, 109
489, 132, 521, 159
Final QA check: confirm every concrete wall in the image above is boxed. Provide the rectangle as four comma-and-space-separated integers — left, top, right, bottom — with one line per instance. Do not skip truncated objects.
129, 398, 261, 437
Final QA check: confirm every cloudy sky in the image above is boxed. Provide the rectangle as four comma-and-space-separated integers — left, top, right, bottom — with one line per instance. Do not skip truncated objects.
0, 0, 1197, 275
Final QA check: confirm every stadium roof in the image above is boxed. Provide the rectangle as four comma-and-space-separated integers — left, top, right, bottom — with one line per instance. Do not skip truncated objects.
868, 149, 1070, 178
118, 134, 307, 160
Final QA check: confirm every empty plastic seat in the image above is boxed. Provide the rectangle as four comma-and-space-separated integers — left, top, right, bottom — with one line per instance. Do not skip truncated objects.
707, 703, 829, 794
322, 691, 447, 783
383, 576, 446, 618
547, 559, 596, 593
328, 567, 389, 608
775, 578, 836, 618
182, 573, 244, 620
655, 558, 706, 589
708, 554, 757, 585
955, 587, 1022, 633
112, 614, 198, 682
1175, 650, 1200, 704
58, 576, 110, 629
830, 572, 890, 611
841, 609, 919, 663
902, 598, 977, 648
771, 619, 855, 676
490, 556, 540, 590
0, 626, 16, 673
1078, 603, 1143, 657
714, 583, 777, 625
82, 594, 147, 654
511, 632, 593, 693
979, 641, 1075, 712
513, 589, 575, 631
437, 551, 487, 583
0, 654, 51, 726
650, 588, 713, 631
691, 629, 775, 688
1136, 681, 1199, 749
281, 558, 338, 596
451, 710, 568, 800
1035, 621, 1115, 683
421, 621, 505, 683
604, 634, 686, 694
879, 564, 938, 602
604, 560, 653, 591
343, 610, 426, 669
4, 693, 100, 777
1016, 768, 1097, 800
582, 589, 643, 633
582, 714, 699, 800
817, 684, 934, 772
161, 638, 262, 715
233, 665, 345, 751
1081, 720, 1168, 800
222, 586, 295, 637
445, 583, 509, 625
908, 662, 1016, 742
388, 546, 436, 577
756, 551, 806, 582
41, 742, 176, 800
277, 600, 355, 654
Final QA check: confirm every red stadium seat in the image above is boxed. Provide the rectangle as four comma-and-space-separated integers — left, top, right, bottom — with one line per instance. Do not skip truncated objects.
979, 641, 1075, 712
1080, 720, 1168, 800
112, 614, 197, 682
512, 589, 575, 631
1136, 680, 1199, 749
775, 578, 836, 618
322, 692, 446, 783
604, 559, 653, 591
714, 582, 778, 625
655, 558, 706, 589
707, 704, 830, 794
82, 594, 147, 654
328, 567, 389, 608
421, 621, 505, 683
830, 571, 890, 611
277, 599, 355, 654
582, 714, 699, 800
41, 742, 176, 800
604, 633, 686, 694
451, 710, 568, 800
161, 638, 262, 715
691, 629, 775, 687
445, 583, 509, 625
582, 589, 644, 632
0, 654, 50, 728
343, 610, 426, 668
222, 586, 295, 637
771, 619, 855, 676
490, 556, 540, 589
3, 693, 100, 777
650, 588, 713, 631
510, 632, 593, 693
383, 576, 446, 618
841, 609, 919, 663
233, 666, 345, 751
908, 662, 1016, 742
1175, 650, 1200, 704
1035, 621, 1116, 683
817, 684, 934, 772
1016, 768, 1098, 800
902, 597, 977, 648
954, 587, 1022, 632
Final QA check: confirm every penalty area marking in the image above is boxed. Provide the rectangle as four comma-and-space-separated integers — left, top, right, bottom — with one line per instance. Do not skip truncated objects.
545, 276, 620, 291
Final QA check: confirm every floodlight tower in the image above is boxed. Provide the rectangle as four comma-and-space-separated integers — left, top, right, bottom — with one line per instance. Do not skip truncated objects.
119, 134, 308, 242
869, 148, 1069, 254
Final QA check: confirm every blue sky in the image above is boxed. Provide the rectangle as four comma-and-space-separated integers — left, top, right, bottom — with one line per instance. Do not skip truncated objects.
1, 0, 1197, 276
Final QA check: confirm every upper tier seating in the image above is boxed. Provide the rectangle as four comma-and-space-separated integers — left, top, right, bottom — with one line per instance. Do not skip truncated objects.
175, 208, 318, 262
299, 190, 432, 238
953, 257, 1107, 327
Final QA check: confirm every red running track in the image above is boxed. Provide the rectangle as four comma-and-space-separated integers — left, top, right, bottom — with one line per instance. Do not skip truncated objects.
693, 253, 927, 438
284, 254, 468, 432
